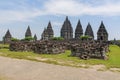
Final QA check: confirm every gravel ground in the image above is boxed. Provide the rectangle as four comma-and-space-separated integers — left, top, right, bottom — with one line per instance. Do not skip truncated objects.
0, 56, 120, 80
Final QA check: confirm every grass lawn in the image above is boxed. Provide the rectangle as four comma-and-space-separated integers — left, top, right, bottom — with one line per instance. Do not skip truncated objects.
0, 45, 120, 68
0, 44, 9, 49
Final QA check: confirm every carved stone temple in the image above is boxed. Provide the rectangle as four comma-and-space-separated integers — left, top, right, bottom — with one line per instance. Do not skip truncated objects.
97, 21, 108, 41
60, 16, 73, 40
85, 23, 94, 39
75, 20, 83, 39
41, 21, 54, 40
25, 26, 32, 38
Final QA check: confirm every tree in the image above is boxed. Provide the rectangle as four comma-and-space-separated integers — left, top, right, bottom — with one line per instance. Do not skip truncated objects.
21, 36, 34, 41
52, 37, 64, 40
11, 37, 19, 41
80, 35, 90, 40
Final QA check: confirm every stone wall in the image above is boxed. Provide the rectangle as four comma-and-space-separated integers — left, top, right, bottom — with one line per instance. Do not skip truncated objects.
9, 41, 34, 52
71, 41, 109, 60
9, 40, 109, 60
9, 40, 66, 54
33, 41, 65, 54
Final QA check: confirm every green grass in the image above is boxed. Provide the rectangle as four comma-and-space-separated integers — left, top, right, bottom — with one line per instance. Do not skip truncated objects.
0, 45, 120, 68
107, 45, 120, 68
0, 44, 9, 49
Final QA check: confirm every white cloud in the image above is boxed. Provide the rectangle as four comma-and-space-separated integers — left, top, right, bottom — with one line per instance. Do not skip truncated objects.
0, 0, 120, 23
86, 3, 120, 16
0, 9, 44, 23
0, 0, 45, 23
52, 22, 62, 27
44, 0, 87, 16
44, 0, 120, 16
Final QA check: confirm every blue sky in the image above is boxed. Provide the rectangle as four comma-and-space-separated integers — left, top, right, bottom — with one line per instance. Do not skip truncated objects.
0, 0, 120, 40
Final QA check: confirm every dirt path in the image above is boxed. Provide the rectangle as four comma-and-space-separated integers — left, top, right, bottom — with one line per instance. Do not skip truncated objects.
0, 56, 120, 80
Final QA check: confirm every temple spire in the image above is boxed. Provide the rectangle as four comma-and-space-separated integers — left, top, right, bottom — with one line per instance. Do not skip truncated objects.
34, 34, 37, 41
41, 21, 54, 40
65, 16, 69, 21
25, 26, 32, 37
4, 29, 12, 38
85, 23, 94, 39
47, 21, 52, 29
41, 28, 48, 40
97, 21, 108, 41
61, 16, 73, 40
47, 21, 54, 39
75, 20, 83, 39
3, 29, 12, 44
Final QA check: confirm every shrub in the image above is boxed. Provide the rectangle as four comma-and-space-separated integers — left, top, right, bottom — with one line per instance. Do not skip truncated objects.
80, 35, 90, 40
21, 36, 34, 41
52, 37, 64, 40
11, 38, 19, 41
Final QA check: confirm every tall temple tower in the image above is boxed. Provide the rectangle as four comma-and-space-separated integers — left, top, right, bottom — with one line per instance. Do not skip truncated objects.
47, 21, 54, 39
25, 26, 32, 37
3, 29, 12, 44
97, 21, 108, 41
61, 16, 73, 40
75, 20, 83, 39
41, 21, 54, 40
41, 28, 48, 40
85, 23, 94, 39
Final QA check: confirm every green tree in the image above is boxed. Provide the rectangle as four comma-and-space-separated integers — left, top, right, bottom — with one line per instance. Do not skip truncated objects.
11, 37, 20, 41
21, 36, 34, 41
52, 37, 64, 40
80, 35, 90, 40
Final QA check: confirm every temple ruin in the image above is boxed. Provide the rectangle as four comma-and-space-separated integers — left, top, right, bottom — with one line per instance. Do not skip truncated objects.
4, 16, 109, 60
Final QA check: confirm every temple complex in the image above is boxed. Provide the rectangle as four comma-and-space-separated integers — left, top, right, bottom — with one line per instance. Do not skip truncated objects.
3, 16, 109, 43
3, 16, 109, 60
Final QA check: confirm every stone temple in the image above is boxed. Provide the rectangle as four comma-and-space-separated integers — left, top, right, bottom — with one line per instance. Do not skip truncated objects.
61, 16, 73, 40
97, 21, 108, 41
3, 29, 12, 44
41, 21, 54, 40
85, 23, 94, 39
5, 16, 109, 60
75, 20, 83, 39
25, 26, 32, 38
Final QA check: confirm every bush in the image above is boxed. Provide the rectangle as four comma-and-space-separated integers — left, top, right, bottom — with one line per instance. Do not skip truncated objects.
21, 36, 34, 41
80, 35, 90, 40
52, 37, 64, 40
11, 38, 19, 41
